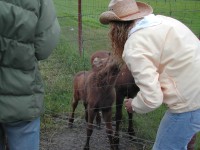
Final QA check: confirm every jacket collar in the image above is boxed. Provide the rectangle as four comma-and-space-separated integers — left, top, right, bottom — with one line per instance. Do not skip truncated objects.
128, 14, 162, 37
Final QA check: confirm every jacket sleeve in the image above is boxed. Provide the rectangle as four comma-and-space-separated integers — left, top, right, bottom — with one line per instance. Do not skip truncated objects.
122, 35, 163, 114
34, 0, 60, 60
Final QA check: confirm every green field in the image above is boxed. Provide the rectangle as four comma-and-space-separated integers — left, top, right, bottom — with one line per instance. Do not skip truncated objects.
40, 0, 200, 149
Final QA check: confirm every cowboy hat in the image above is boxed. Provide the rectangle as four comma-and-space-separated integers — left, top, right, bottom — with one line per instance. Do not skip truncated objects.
99, 0, 153, 24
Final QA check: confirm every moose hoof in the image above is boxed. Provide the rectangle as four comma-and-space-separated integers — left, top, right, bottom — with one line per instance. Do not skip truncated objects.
68, 122, 73, 128
84, 146, 89, 150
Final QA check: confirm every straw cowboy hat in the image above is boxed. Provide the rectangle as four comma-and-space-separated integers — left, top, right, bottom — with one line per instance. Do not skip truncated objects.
99, 0, 153, 24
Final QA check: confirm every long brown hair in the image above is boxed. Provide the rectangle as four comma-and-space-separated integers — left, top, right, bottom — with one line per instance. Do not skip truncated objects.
108, 21, 134, 59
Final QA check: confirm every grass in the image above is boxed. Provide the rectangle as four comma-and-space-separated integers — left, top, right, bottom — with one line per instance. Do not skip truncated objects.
40, 0, 200, 149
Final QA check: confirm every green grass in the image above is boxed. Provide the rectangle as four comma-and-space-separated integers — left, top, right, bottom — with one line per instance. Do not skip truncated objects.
40, 0, 200, 149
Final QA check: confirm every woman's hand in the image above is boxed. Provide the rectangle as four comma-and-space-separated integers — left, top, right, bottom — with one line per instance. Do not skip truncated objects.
124, 98, 134, 113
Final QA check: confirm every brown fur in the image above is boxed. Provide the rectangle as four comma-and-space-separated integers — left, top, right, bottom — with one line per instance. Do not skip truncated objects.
69, 54, 121, 150
68, 71, 93, 126
114, 64, 139, 146
90, 50, 111, 71
187, 134, 197, 150
84, 55, 121, 150
68, 51, 111, 127
90, 51, 139, 148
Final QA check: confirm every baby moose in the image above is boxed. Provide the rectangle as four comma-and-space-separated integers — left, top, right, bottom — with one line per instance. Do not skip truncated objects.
69, 54, 121, 150
68, 50, 110, 128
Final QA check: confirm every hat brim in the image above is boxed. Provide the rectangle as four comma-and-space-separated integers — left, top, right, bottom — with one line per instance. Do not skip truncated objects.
99, 2, 153, 24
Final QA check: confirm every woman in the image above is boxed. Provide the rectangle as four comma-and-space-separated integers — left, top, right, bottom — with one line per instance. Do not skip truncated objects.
99, 0, 200, 149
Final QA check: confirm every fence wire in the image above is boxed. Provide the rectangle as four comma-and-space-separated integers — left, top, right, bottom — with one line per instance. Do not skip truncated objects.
40, 1, 200, 150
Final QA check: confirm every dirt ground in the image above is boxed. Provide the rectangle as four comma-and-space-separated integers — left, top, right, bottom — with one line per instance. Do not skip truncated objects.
40, 116, 153, 150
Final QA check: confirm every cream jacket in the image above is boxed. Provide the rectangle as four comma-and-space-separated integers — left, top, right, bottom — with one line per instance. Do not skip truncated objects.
122, 15, 200, 114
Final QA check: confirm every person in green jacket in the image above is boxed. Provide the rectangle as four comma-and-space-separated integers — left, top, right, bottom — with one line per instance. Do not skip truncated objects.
0, 0, 60, 149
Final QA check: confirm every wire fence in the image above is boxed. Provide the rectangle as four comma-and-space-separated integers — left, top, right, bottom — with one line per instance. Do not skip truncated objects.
40, 0, 200, 149
55, 0, 200, 54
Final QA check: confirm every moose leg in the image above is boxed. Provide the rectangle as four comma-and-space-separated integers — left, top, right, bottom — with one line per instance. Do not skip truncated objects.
96, 111, 101, 129
84, 102, 88, 123
113, 94, 124, 149
127, 112, 135, 139
84, 107, 96, 150
68, 99, 79, 127
114, 96, 123, 149
102, 109, 115, 150
187, 134, 197, 150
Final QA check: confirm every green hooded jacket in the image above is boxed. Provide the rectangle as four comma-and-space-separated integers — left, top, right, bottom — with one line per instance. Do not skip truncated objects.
0, 0, 60, 123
